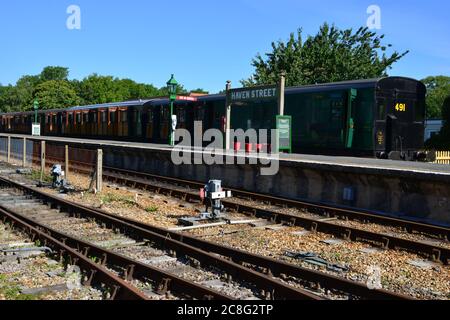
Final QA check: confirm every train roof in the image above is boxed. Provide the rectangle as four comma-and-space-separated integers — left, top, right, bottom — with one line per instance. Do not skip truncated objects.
68, 99, 151, 111
0, 76, 423, 116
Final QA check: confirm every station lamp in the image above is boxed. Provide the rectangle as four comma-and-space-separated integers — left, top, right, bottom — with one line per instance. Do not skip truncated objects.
167, 74, 178, 101
166, 74, 178, 146
33, 99, 39, 123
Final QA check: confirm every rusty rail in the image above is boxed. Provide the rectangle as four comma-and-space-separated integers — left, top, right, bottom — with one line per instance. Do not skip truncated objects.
0, 207, 148, 300
98, 167, 449, 265
0, 176, 321, 300
0, 176, 412, 300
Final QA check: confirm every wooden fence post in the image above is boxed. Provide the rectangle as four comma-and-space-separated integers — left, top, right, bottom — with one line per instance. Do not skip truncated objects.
22, 137, 26, 167
7, 136, 10, 163
65, 145, 69, 181
40, 141, 46, 182
96, 149, 103, 192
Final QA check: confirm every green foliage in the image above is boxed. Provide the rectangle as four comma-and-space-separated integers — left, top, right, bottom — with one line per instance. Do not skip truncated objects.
100, 193, 136, 207
33, 80, 81, 110
190, 88, 209, 94
0, 85, 22, 112
242, 23, 408, 87
27, 169, 53, 183
40, 66, 69, 82
74, 75, 162, 105
426, 96, 450, 149
145, 206, 158, 213
0, 275, 39, 300
421, 76, 450, 119
0, 66, 200, 112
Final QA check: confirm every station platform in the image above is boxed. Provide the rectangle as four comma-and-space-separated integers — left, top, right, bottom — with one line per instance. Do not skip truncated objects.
2, 133, 450, 178
2, 133, 450, 225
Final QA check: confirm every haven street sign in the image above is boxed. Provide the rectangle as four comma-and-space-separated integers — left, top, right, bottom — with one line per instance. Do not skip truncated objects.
228, 85, 278, 103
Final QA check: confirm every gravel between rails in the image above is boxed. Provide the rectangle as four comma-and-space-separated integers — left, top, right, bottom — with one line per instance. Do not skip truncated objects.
0, 222, 103, 300
1, 163, 449, 300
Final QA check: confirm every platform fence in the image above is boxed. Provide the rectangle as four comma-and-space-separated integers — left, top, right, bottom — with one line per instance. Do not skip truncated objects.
0, 135, 102, 191
434, 151, 450, 165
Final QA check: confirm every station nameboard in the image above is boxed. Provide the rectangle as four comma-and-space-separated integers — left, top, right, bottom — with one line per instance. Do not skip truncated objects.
176, 96, 198, 102
228, 85, 277, 103
276, 115, 292, 153
32, 123, 41, 136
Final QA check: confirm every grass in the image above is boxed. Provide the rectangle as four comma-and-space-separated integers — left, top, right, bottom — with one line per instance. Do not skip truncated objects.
100, 193, 137, 207
0, 274, 39, 300
145, 206, 159, 213
27, 169, 52, 183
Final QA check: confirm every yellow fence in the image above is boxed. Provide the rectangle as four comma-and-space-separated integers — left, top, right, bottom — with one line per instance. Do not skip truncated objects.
434, 151, 450, 164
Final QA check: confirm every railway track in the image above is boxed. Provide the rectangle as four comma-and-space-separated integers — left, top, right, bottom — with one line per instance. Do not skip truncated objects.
38, 156, 449, 240
94, 166, 450, 265
0, 178, 326, 300
0, 203, 148, 300
36, 155, 450, 246
0, 175, 413, 300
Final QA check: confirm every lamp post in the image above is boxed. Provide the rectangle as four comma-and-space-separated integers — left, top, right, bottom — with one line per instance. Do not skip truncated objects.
166, 74, 178, 146
33, 99, 39, 124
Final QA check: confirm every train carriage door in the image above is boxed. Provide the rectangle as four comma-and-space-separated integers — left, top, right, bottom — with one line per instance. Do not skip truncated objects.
100, 109, 107, 136
345, 89, 357, 148
159, 105, 169, 143
134, 107, 143, 140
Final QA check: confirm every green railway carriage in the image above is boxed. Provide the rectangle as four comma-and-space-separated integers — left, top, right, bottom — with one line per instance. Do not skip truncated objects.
225, 77, 426, 159
0, 77, 427, 160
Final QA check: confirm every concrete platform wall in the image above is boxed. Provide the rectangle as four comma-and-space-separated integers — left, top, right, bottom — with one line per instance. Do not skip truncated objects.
102, 146, 450, 226
1, 134, 448, 226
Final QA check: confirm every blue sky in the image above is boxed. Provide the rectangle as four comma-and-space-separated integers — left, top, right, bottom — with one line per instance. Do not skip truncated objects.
0, 0, 449, 93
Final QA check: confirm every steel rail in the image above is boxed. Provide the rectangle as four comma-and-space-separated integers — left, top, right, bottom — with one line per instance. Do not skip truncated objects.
38, 153, 450, 242
0, 207, 149, 300
0, 177, 321, 300
0, 204, 233, 300
97, 167, 449, 265
102, 166, 450, 241
0, 177, 412, 300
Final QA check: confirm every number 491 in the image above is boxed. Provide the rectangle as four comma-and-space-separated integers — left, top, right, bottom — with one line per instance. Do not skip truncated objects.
395, 103, 406, 112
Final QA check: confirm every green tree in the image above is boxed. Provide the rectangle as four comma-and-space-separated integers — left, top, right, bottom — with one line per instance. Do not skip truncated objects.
33, 80, 80, 110
421, 76, 450, 119
15, 75, 41, 110
0, 85, 22, 112
425, 96, 450, 149
75, 74, 121, 105
190, 88, 209, 94
40, 66, 69, 82
242, 23, 408, 87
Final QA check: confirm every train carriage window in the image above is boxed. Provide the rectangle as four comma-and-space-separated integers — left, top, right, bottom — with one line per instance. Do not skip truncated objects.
101, 112, 107, 123
83, 113, 89, 123
375, 99, 387, 120
195, 105, 205, 121
68, 114, 73, 124
93, 113, 97, 123
177, 108, 186, 123
110, 111, 117, 123
121, 111, 127, 122
53, 115, 57, 124
160, 106, 169, 121
148, 109, 154, 121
